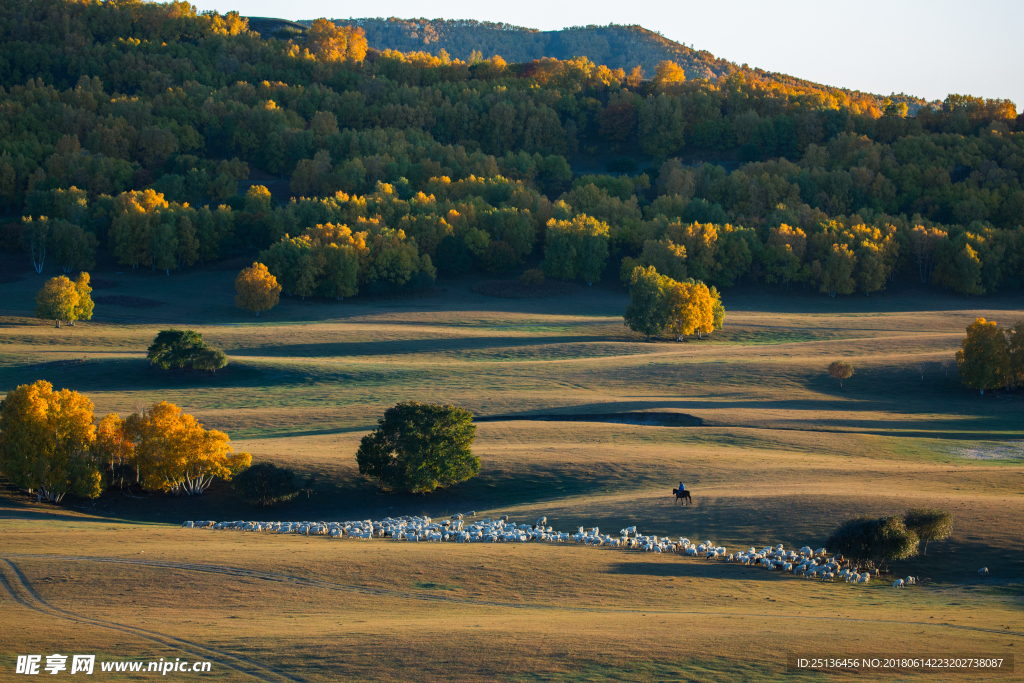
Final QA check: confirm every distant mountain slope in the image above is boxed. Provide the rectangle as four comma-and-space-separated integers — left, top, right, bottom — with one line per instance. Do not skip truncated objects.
266, 17, 925, 108
291, 19, 733, 81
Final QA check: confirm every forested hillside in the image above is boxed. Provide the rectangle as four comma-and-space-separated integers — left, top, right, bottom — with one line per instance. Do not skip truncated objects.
1, 0, 1022, 301
334, 20, 731, 83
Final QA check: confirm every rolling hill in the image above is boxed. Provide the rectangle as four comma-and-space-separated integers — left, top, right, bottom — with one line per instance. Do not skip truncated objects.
246, 16, 926, 108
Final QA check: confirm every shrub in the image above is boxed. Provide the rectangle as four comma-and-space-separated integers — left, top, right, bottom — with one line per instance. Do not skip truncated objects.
232, 462, 301, 506
903, 508, 953, 555
520, 268, 545, 286
356, 401, 479, 493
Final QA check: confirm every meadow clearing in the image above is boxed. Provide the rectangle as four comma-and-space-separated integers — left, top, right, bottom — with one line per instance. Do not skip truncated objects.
0, 262, 1022, 681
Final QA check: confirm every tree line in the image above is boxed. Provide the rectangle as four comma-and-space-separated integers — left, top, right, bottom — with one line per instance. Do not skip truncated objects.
0, 380, 251, 502
0, 1, 1021, 300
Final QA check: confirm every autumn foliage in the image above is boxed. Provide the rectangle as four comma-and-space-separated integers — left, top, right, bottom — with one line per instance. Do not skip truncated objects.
0, 0, 1021, 304
623, 265, 723, 341
235, 262, 282, 316
0, 380, 100, 502
35, 272, 94, 327
0, 381, 250, 500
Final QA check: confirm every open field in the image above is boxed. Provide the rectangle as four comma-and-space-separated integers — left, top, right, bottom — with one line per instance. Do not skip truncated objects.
1, 263, 1023, 681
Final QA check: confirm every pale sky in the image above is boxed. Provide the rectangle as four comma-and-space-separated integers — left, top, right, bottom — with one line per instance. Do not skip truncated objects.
182, 0, 1023, 107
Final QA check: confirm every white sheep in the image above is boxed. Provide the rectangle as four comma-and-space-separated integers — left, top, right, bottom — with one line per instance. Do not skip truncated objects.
892, 579, 905, 588
978, 567, 989, 576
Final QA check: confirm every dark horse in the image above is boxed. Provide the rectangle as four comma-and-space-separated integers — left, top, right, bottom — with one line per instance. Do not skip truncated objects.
672, 488, 692, 506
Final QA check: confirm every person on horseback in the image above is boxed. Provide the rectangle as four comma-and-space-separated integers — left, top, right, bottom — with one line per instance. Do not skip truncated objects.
679, 482, 685, 493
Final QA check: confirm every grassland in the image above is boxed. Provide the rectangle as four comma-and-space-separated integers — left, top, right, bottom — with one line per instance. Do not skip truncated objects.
0, 263, 1022, 681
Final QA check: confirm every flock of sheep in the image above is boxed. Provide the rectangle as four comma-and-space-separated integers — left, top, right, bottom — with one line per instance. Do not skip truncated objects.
182, 513, 947, 589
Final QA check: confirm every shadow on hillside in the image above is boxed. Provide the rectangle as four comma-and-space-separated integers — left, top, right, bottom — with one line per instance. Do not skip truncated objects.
224, 334, 630, 359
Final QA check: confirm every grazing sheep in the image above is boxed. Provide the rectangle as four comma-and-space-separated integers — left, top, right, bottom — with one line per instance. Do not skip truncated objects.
978, 567, 989, 576
893, 579, 905, 588
187, 517, 886, 596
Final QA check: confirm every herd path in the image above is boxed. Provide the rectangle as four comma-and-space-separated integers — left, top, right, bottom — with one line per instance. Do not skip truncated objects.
4, 553, 1022, 639
0, 558, 307, 683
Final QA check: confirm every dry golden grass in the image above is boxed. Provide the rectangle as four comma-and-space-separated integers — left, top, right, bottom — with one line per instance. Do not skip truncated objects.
1, 267, 1022, 680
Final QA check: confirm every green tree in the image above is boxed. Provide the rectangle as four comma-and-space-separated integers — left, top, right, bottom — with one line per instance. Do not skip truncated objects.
356, 402, 479, 493
955, 317, 1008, 394
637, 238, 688, 281
174, 213, 199, 271
903, 508, 953, 555
624, 265, 670, 342
232, 462, 300, 506
815, 243, 857, 297
1006, 321, 1024, 391
541, 214, 610, 285
193, 348, 228, 374
21, 216, 49, 273
0, 380, 102, 502
147, 329, 207, 370
826, 515, 919, 571
149, 217, 178, 275
935, 241, 984, 295
50, 219, 98, 273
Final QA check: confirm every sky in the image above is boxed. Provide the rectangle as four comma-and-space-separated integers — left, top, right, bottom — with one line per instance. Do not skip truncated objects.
183, 0, 1023, 107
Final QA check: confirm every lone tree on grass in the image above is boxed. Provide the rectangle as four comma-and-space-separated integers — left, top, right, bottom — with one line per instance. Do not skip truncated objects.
232, 462, 300, 506
903, 508, 953, 555
147, 329, 228, 373
826, 515, 919, 571
828, 360, 854, 387
235, 262, 281, 316
356, 402, 479, 493
35, 272, 94, 328
623, 265, 725, 342
956, 317, 1012, 394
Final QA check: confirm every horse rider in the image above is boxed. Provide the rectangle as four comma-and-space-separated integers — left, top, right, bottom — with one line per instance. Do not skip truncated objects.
678, 481, 685, 494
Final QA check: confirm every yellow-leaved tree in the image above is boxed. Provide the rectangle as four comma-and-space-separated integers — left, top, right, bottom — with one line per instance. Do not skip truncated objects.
664, 280, 721, 340
71, 271, 94, 324
125, 401, 251, 495
235, 262, 282, 316
305, 19, 368, 63
35, 275, 79, 327
0, 380, 101, 502
94, 412, 135, 488
35, 272, 94, 327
